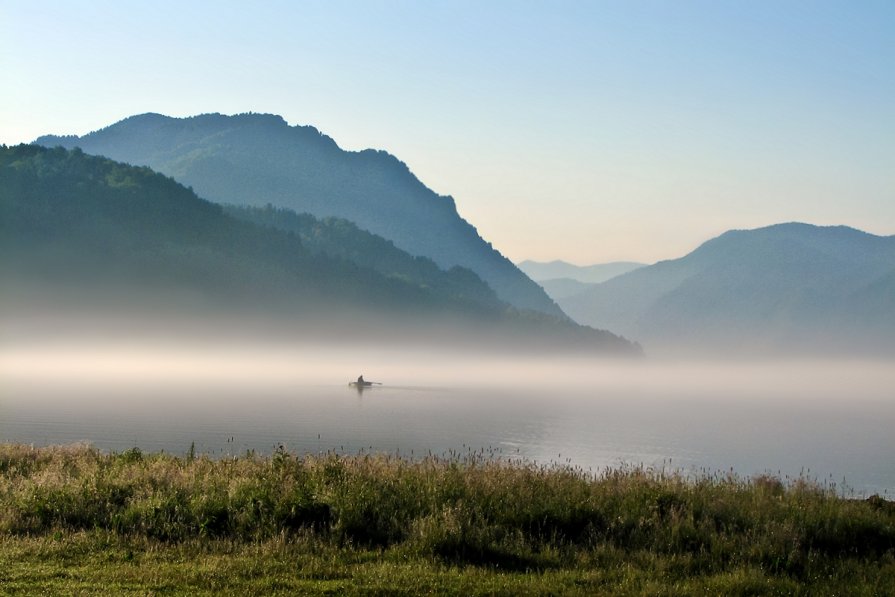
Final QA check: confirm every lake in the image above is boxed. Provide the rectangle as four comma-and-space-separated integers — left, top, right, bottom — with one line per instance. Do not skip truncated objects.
1, 342, 893, 496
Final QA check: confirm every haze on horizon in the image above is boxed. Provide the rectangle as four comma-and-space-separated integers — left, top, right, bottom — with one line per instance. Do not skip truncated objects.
3, 1, 894, 264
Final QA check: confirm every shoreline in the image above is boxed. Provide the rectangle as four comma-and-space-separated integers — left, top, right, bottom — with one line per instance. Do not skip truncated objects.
1, 443, 893, 594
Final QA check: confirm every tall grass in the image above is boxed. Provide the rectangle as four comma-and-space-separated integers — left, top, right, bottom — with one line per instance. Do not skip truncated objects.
1, 443, 893, 588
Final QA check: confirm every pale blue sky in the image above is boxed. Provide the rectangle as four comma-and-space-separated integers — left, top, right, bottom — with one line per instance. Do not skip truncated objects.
3, 1, 893, 263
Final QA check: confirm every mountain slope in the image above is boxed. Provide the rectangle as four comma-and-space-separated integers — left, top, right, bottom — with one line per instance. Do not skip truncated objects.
0, 145, 637, 353
0, 144, 496, 316
517, 260, 645, 284
222, 204, 499, 309
36, 113, 563, 317
559, 223, 895, 353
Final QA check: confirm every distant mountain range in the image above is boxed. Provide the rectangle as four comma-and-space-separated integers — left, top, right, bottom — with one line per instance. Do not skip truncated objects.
558, 223, 895, 353
533, 278, 599, 300
36, 113, 562, 317
28, 114, 889, 355
516, 260, 646, 303
0, 145, 636, 353
517, 260, 645, 284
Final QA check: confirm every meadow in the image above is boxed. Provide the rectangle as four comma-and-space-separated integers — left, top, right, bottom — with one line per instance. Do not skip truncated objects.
1, 443, 893, 595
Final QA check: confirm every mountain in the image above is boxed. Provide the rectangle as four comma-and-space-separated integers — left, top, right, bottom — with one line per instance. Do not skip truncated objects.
35, 113, 563, 317
536, 278, 599, 300
222, 204, 499, 308
0, 145, 637, 353
558, 223, 895, 354
517, 260, 646, 304
517, 260, 645, 283
0, 144, 487, 315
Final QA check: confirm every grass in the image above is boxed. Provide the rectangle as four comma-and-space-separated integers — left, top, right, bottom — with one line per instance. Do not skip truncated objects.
0, 443, 893, 595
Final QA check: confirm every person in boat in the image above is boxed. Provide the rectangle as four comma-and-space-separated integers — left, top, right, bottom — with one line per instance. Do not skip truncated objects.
357, 375, 365, 385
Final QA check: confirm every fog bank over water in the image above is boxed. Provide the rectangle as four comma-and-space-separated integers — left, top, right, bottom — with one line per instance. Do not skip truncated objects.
2, 335, 893, 494
2, 339, 893, 396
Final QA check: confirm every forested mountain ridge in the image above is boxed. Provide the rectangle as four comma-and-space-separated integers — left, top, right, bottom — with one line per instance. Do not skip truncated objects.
0, 144, 455, 314
35, 112, 564, 317
223, 204, 499, 308
0, 145, 637, 352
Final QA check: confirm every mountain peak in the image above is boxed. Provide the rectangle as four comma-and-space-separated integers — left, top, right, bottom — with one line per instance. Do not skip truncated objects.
559, 222, 895, 355
692, 222, 892, 262
716, 222, 885, 242
33, 112, 563, 316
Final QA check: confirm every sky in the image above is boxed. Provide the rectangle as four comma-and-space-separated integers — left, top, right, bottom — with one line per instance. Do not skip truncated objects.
2, 1, 893, 264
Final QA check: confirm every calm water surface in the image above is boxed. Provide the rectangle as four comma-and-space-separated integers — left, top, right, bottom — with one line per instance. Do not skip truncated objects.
1, 346, 893, 495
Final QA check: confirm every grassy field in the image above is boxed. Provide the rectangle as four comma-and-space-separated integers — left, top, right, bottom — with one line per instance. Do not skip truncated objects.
1, 444, 893, 595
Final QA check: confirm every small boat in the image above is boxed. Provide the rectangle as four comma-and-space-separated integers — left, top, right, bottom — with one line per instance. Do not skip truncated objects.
350, 375, 380, 388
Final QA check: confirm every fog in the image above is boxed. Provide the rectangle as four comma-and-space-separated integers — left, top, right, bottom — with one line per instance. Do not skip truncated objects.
3, 336, 893, 397
2, 316, 894, 494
